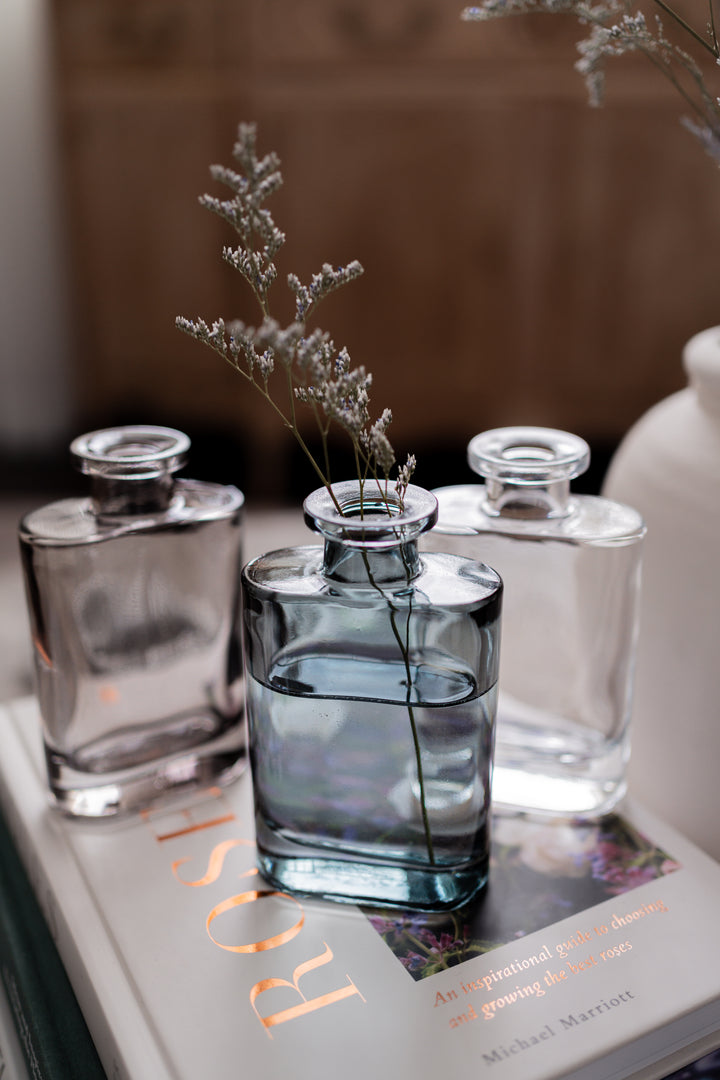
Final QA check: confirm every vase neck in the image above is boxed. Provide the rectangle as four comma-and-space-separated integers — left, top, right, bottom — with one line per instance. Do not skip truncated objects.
303, 481, 436, 584
70, 425, 190, 515
467, 426, 590, 520
321, 537, 421, 585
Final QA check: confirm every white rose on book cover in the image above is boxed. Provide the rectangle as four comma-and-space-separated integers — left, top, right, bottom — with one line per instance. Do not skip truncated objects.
0, 697, 718, 1080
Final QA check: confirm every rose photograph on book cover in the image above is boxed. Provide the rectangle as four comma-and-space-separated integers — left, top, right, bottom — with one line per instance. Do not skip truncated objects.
365, 814, 679, 980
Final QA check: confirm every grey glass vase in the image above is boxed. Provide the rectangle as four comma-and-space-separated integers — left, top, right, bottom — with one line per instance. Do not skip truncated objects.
241, 481, 502, 910
19, 425, 246, 818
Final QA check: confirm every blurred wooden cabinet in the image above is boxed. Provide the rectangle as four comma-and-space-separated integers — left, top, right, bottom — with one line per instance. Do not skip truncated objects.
50, 0, 720, 494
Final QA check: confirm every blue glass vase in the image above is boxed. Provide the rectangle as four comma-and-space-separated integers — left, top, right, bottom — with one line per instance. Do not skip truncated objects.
241, 481, 502, 910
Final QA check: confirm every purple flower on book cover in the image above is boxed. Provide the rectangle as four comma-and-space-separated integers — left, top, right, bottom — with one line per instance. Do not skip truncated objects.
364, 813, 679, 980
493, 818, 599, 877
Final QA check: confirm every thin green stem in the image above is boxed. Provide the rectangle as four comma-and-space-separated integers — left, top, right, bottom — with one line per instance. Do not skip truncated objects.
579, 2, 720, 127
639, 43, 712, 122
291, 427, 343, 512
353, 444, 366, 517
710, 0, 719, 53
359, 549, 436, 867
403, 930, 451, 968
652, 0, 719, 58
285, 365, 298, 430
224, 352, 343, 509
320, 424, 332, 486
395, 545, 435, 865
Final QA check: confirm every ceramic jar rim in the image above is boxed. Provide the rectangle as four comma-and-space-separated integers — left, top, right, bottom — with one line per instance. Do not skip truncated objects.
683, 326, 720, 415
303, 481, 438, 548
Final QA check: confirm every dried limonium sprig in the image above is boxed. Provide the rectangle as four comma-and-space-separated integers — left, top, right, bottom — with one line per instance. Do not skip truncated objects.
176, 122, 415, 514
178, 125, 435, 864
462, 1, 720, 166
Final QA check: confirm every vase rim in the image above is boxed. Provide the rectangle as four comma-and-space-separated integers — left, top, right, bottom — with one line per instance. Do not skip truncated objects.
70, 425, 190, 481
468, 426, 590, 485
303, 481, 438, 548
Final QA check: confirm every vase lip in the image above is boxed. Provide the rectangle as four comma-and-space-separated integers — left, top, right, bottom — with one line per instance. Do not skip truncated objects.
468, 426, 590, 485
70, 425, 191, 480
303, 480, 438, 547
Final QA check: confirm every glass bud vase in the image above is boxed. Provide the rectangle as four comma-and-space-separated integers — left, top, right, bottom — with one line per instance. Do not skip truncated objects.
19, 425, 246, 818
424, 427, 645, 819
241, 481, 502, 910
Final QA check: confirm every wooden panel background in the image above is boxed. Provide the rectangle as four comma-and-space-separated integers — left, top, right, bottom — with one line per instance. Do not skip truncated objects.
49, 0, 720, 498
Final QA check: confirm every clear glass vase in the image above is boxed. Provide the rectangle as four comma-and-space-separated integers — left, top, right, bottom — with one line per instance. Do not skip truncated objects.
19, 426, 246, 818
241, 481, 502, 910
424, 427, 645, 819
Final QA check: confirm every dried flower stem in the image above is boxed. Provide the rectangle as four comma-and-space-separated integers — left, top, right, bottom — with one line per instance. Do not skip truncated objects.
177, 123, 415, 516
652, 0, 717, 58
462, 1, 720, 165
177, 124, 434, 865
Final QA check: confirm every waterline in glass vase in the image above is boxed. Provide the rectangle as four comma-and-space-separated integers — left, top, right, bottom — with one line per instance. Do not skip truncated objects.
242, 482, 502, 910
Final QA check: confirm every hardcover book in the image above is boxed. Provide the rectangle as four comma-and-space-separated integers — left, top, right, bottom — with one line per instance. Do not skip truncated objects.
0, 696, 718, 1080
0, 975, 30, 1080
0, 797, 105, 1080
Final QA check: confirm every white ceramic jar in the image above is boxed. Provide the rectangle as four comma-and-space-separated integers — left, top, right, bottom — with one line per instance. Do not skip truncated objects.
603, 327, 720, 860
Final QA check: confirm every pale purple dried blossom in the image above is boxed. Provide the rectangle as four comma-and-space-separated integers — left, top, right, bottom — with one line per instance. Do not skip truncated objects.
177, 123, 416, 505
197, 123, 286, 312
361, 409, 396, 476
288, 261, 364, 321
175, 315, 228, 356
682, 115, 720, 162
222, 245, 278, 298
396, 454, 417, 500
228, 318, 305, 384
574, 15, 653, 105
462, 1, 621, 22
463, 1, 720, 163
294, 337, 373, 440
252, 318, 305, 369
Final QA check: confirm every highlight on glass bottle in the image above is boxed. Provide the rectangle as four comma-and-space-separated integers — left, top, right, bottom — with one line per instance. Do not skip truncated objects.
424, 426, 645, 819
242, 480, 503, 910
19, 425, 246, 818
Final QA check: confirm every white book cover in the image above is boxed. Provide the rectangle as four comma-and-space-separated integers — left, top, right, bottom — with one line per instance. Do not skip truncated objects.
0, 696, 718, 1080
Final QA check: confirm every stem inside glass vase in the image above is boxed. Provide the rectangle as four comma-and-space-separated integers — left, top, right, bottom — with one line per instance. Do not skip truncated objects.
300, 481, 444, 867
359, 544, 436, 866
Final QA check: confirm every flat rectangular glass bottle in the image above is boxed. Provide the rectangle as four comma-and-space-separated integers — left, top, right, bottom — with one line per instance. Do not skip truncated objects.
19, 426, 246, 818
242, 481, 502, 910
423, 427, 645, 819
